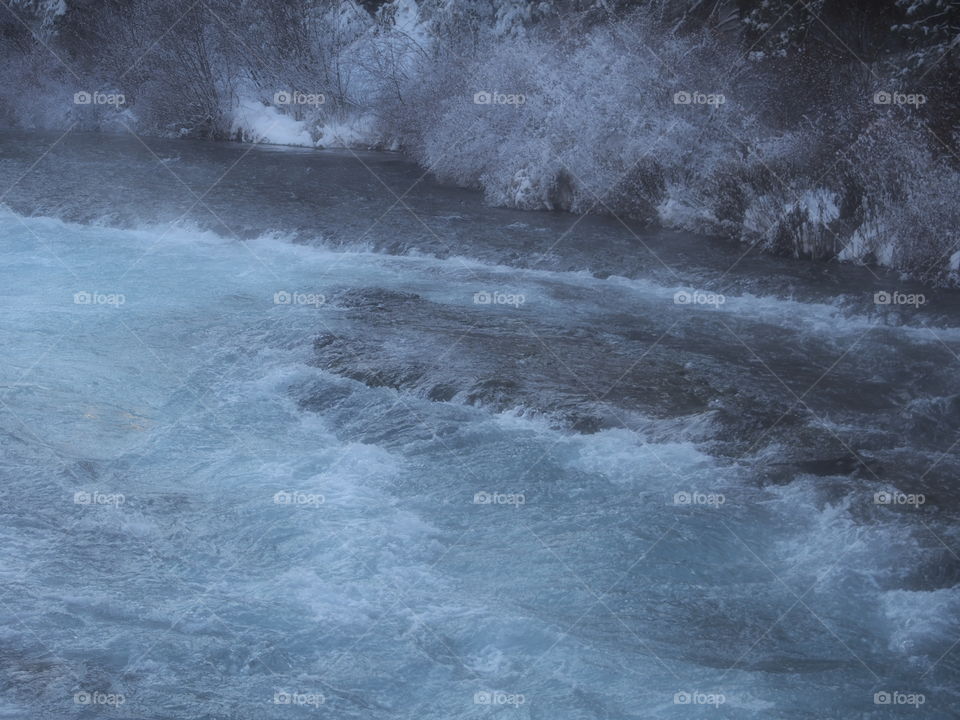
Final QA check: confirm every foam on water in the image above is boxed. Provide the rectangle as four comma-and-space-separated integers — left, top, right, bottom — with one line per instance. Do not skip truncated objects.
1, 209, 958, 717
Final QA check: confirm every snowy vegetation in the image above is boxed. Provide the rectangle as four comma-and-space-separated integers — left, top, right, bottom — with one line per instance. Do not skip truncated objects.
1, 0, 959, 284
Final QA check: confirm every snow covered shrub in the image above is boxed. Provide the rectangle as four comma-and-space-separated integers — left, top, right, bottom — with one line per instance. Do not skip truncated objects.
221, 0, 429, 148
404, 6, 751, 222
840, 116, 960, 283
230, 1, 379, 146
2, 0, 959, 284
706, 128, 849, 260
403, 33, 552, 204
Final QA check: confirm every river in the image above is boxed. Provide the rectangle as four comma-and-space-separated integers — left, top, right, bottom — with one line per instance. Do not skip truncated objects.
0, 131, 958, 718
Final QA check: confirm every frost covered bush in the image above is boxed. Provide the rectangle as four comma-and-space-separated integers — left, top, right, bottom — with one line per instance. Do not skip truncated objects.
222, 0, 427, 148
697, 127, 845, 259
839, 116, 960, 283
403, 8, 749, 224
1, 0, 959, 285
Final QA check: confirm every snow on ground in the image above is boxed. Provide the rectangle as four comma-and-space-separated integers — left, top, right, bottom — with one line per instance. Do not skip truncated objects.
314, 114, 386, 149
230, 98, 384, 150
231, 99, 314, 147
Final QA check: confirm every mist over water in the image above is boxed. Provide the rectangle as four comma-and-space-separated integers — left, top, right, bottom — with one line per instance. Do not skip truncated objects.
1, 135, 959, 718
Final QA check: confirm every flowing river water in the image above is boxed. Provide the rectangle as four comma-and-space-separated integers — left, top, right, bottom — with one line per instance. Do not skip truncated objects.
0, 131, 959, 718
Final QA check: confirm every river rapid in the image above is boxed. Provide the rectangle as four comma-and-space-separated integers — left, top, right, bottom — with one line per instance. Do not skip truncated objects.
0, 131, 958, 719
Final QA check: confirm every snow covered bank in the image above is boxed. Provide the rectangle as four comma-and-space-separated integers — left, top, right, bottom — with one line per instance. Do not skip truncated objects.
230, 98, 385, 150
3, 0, 959, 285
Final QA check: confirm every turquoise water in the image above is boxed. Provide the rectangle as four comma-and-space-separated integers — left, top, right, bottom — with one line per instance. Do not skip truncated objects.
1, 139, 959, 718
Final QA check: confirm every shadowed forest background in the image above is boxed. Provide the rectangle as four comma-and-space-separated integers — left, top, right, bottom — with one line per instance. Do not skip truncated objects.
2, 0, 959, 283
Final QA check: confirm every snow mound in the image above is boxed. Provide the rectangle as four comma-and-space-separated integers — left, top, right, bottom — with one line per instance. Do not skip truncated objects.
231, 99, 313, 147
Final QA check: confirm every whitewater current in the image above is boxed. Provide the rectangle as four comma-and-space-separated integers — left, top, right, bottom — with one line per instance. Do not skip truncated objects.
1, 133, 959, 719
